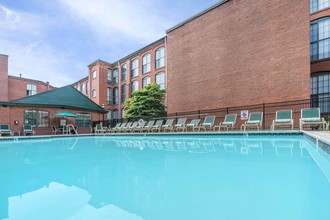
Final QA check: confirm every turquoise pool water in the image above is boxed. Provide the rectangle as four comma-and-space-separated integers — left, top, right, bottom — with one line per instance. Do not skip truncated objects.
0, 135, 329, 220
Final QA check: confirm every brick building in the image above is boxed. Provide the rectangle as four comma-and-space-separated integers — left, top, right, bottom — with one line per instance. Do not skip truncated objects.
0, 54, 55, 102
3, 0, 330, 128
72, 0, 330, 120
72, 38, 166, 123
0, 54, 106, 135
167, 0, 310, 113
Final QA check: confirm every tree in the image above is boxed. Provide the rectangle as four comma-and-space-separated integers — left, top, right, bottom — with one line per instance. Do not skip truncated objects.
124, 83, 166, 120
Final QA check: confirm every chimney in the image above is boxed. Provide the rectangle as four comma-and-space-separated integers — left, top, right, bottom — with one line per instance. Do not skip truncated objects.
0, 54, 9, 101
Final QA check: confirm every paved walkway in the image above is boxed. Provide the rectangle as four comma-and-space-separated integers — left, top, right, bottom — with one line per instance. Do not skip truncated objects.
304, 131, 330, 144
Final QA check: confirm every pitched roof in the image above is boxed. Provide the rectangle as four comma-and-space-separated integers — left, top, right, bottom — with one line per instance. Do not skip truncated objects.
0, 85, 107, 113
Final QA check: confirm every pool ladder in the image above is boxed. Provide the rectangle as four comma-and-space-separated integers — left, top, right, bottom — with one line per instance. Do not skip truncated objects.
67, 124, 79, 136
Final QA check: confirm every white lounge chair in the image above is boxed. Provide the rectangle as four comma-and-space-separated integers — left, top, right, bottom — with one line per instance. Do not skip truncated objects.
300, 108, 326, 130
214, 114, 237, 131
241, 112, 263, 131
271, 110, 293, 130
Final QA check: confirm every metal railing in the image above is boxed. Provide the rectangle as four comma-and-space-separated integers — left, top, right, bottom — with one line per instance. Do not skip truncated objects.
94, 96, 330, 130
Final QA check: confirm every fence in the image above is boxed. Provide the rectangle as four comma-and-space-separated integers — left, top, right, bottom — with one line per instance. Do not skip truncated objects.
94, 96, 330, 130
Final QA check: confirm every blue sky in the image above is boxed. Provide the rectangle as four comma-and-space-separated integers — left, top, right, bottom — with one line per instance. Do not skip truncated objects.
0, 0, 220, 87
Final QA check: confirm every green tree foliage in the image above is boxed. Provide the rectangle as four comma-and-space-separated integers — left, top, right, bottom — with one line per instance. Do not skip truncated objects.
124, 83, 166, 120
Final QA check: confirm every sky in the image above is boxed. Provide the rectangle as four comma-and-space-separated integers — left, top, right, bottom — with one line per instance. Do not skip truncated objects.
0, 0, 220, 87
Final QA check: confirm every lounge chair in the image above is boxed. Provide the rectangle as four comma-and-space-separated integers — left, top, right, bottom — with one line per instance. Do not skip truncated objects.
114, 122, 127, 133
125, 121, 139, 133
118, 122, 132, 133
95, 124, 106, 133
300, 108, 326, 130
0, 124, 13, 136
214, 114, 237, 131
141, 120, 155, 132
161, 119, 175, 132
173, 118, 187, 132
184, 119, 201, 132
198, 115, 216, 131
271, 110, 293, 130
23, 125, 36, 136
108, 123, 121, 133
151, 120, 164, 132
133, 120, 146, 133
241, 112, 263, 131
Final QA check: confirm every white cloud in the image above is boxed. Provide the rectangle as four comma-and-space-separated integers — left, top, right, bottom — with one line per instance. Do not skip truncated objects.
0, 5, 86, 87
0, 0, 222, 87
0, 38, 84, 87
59, 0, 169, 44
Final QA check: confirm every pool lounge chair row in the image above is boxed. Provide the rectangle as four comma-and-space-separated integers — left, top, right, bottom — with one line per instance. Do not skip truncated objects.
0, 124, 35, 136
94, 108, 327, 133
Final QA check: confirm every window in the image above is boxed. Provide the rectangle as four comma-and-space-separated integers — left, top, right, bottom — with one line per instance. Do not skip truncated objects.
107, 87, 112, 104
121, 108, 125, 119
310, 73, 330, 113
107, 69, 112, 83
121, 84, 127, 103
92, 89, 96, 97
81, 83, 85, 94
24, 110, 49, 127
76, 113, 92, 127
86, 82, 89, 95
131, 81, 139, 94
311, 17, 330, 61
113, 69, 119, 84
142, 76, 151, 88
131, 59, 139, 77
92, 71, 97, 79
113, 87, 119, 105
107, 110, 112, 120
155, 47, 165, 69
26, 84, 37, 96
121, 64, 127, 81
142, 53, 151, 73
156, 72, 165, 89
107, 110, 112, 124
311, 0, 330, 13
113, 109, 119, 123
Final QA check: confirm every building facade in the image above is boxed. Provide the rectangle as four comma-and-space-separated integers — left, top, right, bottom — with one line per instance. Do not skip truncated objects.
3, 0, 330, 127
0, 55, 106, 135
72, 38, 166, 123
73, 0, 330, 118
167, 0, 311, 113
0, 54, 55, 102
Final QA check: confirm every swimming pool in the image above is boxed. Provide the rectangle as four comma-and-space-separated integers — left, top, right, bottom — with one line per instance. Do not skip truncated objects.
0, 135, 329, 220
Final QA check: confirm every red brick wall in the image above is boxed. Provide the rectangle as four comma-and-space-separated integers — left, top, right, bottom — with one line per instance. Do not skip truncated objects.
166, 0, 310, 114
87, 40, 166, 119
8, 77, 53, 101
310, 8, 330, 21
1, 106, 102, 135
89, 61, 110, 107
0, 54, 9, 102
311, 60, 330, 74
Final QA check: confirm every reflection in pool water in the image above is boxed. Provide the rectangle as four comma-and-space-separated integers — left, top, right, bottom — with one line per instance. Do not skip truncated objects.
0, 135, 329, 220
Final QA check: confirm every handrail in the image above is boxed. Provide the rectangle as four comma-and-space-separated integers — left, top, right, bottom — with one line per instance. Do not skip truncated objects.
67, 124, 79, 136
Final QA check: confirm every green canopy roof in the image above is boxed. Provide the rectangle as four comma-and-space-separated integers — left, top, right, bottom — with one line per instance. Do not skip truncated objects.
0, 85, 107, 113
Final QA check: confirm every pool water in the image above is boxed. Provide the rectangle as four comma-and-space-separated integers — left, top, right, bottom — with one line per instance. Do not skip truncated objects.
0, 135, 329, 220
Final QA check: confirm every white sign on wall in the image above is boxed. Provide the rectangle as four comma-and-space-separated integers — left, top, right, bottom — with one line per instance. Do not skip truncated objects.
241, 110, 249, 120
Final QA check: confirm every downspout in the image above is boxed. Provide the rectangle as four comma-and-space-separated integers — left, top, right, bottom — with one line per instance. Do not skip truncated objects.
165, 36, 168, 111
